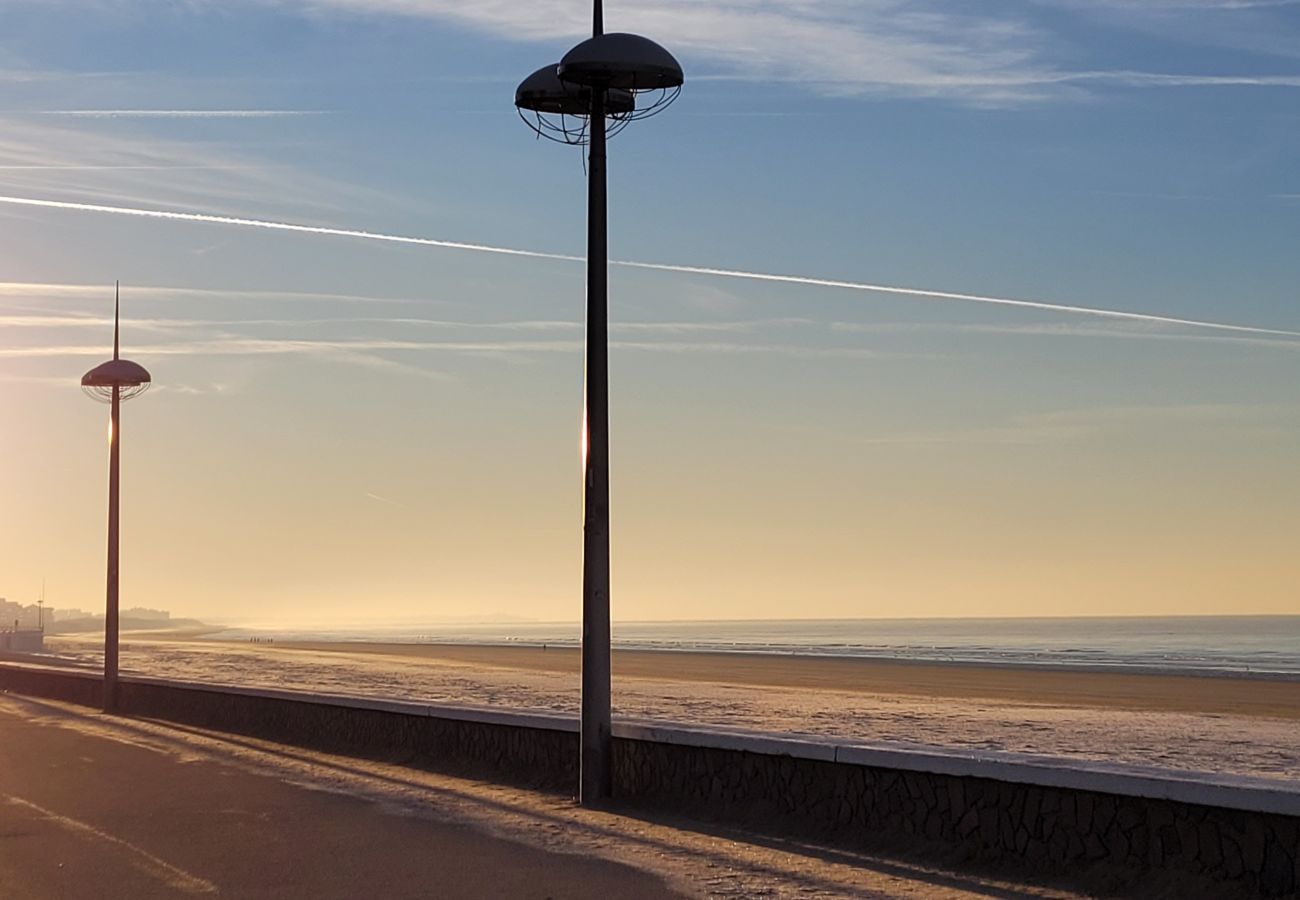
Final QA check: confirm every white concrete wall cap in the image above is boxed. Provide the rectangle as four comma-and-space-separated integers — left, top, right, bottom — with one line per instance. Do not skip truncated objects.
614, 721, 837, 762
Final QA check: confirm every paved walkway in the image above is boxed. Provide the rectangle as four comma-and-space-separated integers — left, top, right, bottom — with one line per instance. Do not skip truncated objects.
0, 700, 677, 899
0, 694, 1083, 899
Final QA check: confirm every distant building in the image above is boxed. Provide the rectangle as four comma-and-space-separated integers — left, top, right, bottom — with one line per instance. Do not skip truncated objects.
0, 624, 44, 653
123, 607, 170, 621
0, 599, 46, 630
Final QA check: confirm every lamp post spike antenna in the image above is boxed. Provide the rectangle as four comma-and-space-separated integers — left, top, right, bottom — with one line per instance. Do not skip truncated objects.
593, 0, 602, 37
113, 280, 120, 361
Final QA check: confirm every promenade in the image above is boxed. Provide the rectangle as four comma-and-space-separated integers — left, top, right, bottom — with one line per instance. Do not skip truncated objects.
0, 697, 675, 899
0, 693, 1080, 899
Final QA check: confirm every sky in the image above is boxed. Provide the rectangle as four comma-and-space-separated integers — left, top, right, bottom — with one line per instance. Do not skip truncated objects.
1, 0, 1297, 626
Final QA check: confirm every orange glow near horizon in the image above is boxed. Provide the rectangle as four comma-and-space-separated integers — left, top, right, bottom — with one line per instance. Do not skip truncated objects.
2, 311, 1298, 626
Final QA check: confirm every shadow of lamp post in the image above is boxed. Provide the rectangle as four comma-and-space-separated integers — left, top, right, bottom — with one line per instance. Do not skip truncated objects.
81, 283, 151, 712
514, 2, 684, 805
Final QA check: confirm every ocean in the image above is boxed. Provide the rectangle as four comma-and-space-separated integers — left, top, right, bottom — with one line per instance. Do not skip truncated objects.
212, 615, 1300, 678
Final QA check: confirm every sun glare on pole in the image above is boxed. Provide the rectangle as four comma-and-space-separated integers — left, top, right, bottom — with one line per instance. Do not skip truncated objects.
81, 282, 152, 713
515, 1, 684, 806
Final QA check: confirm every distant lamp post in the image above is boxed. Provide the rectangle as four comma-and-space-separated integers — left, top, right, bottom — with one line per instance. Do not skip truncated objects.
515, 1, 683, 805
81, 282, 151, 712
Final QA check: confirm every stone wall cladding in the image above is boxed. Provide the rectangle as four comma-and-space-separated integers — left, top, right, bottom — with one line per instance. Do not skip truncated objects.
0, 662, 100, 706
614, 738, 1299, 897
0, 665, 575, 791
2, 664, 1296, 897
115, 680, 579, 791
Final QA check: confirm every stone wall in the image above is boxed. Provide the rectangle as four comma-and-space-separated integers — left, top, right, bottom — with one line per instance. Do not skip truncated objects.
117, 677, 579, 791
2, 663, 1296, 897
0, 661, 100, 705
614, 730, 1300, 897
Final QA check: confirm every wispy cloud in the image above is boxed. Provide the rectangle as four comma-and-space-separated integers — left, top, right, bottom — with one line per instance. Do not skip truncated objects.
7, 2, 1298, 105
0, 114, 396, 221
36, 110, 329, 119
3, 196, 1297, 341
365, 492, 408, 508
252, 0, 1300, 103
3, 301, 924, 373
272, 0, 1043, 94
0, 337, 560, 359
1046, 0, 1300, 11
1065, 71, 1300, 88
860, 403, 1298, 445
0, 165, 267, 171
830, 320, 1300, 352
0, 281, 427, 307
0, 334, 905, 364
1035, 0, 1300, 61
609, 341, 896, 360
0, 372, 74, 388
858, 424, 1081, 446
1140, 2, 1300, 7
0, 337, 460, 381
0, 304, 809, 336
152, 382, 236, 396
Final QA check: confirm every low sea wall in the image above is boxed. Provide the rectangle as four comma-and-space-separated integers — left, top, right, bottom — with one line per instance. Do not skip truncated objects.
0, 659, 101, 705
2, 662, 1296, 897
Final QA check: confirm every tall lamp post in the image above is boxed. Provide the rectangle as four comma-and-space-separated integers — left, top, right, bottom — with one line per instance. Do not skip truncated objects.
515, 2, 683, 805
81, 283, 151, 712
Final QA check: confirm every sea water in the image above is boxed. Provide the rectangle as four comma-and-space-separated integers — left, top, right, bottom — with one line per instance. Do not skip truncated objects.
215, 616, 1300, 678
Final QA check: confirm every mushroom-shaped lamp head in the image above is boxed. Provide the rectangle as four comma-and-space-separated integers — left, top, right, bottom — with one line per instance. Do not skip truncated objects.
515, 65, 634, 115
558, 33, 684, 91
82, 358, 152, 402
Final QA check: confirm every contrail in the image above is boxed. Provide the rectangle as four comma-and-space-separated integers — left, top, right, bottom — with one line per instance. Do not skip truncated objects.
613, 261, 1300, 338
2, 194, 1297, 340
0, 196, 579, 263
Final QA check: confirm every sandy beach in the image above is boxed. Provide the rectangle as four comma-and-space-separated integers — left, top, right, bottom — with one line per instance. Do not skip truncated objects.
267, 641, 1300, 720
35, 632, 1300, 785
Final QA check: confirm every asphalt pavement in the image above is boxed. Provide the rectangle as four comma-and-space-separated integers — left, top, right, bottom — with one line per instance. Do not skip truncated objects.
0, 701, 678, 899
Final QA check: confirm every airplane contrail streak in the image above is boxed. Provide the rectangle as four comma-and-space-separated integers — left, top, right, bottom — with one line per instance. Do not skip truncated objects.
613, 261, 1300, 338
2, 194, 1297, 340
0, 196, 580, 263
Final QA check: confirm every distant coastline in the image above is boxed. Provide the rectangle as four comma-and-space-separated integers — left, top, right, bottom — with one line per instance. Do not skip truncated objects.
49, 616, 207, 635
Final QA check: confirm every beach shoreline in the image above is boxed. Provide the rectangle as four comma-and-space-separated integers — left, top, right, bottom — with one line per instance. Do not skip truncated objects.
200, 638, 1300, 721
37, 632, 1300, 781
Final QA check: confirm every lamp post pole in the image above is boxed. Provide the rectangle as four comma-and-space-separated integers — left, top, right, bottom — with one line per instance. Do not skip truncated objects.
581, 76, 612, 802
105, 383, 121, 711
513, 0, 682, 807
81, 282, 150, 714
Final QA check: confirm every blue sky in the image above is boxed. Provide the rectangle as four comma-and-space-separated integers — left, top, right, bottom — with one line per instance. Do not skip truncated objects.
1, 1, 1297, 624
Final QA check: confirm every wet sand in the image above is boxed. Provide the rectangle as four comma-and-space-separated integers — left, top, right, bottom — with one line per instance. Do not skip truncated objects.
265, 641, 1300, 721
